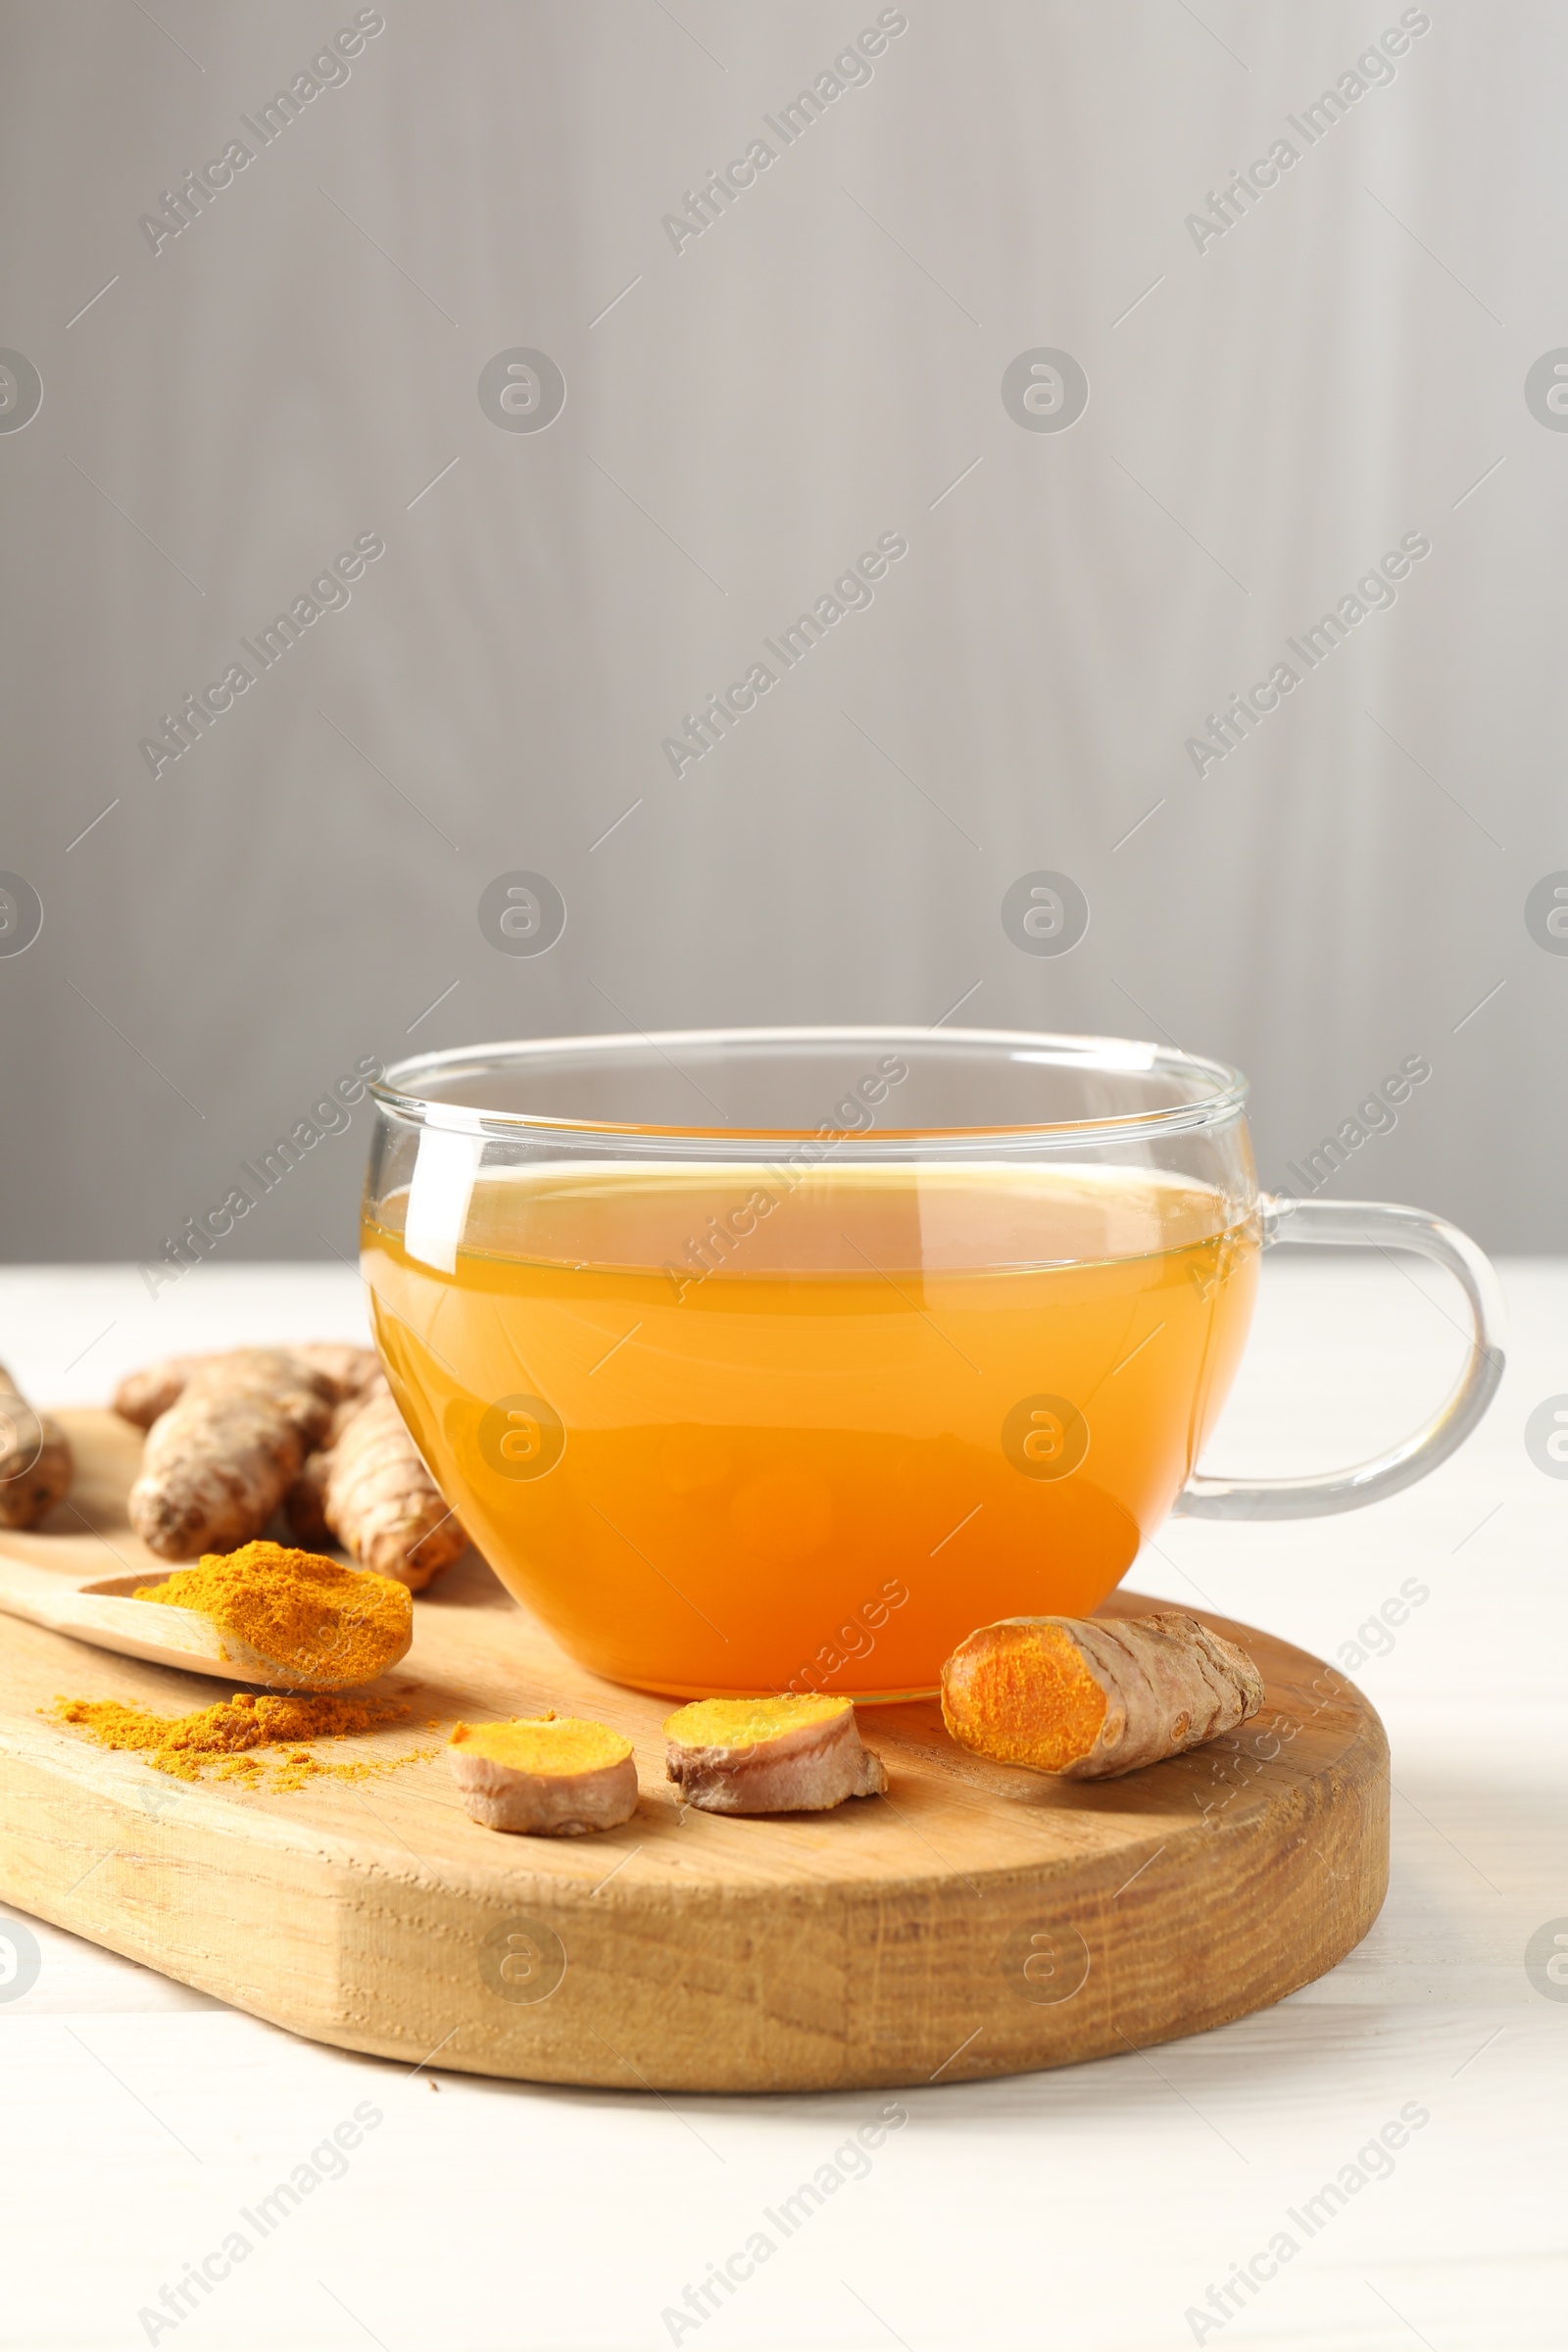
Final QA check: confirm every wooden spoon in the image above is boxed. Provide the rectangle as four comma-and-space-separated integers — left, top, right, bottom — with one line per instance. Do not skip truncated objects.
0, 1557, 411, 1690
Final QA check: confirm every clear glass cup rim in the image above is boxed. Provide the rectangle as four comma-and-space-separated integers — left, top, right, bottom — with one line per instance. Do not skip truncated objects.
370, 1026, 1250, 1150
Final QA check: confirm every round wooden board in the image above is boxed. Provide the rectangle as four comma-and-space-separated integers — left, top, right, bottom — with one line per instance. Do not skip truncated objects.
0, 1410, 1388, 2093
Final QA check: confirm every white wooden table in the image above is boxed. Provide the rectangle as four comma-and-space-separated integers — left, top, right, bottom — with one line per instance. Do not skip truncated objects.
1, 1254, 1562, 2352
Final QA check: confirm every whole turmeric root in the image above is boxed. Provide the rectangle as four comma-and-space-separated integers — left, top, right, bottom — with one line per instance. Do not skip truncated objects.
283, 1446, 333, 1549
0, 1361, 74, 1530
114, 1340, 462, 1587
114, 1352, 210, 1430
116, 1344, 379, 1429
941, 1612, 1263, 1782
292, 1344, 383, 1404
322, 1390, 466, 1592
127, 1351, 333, 1561
286, 1390, 383, 1547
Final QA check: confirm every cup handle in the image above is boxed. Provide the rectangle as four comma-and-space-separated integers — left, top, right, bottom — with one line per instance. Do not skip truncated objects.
1171, 1193, 1506, 1522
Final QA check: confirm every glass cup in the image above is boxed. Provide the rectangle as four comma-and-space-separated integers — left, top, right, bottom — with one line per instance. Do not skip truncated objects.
362, 1028, 1503, 1699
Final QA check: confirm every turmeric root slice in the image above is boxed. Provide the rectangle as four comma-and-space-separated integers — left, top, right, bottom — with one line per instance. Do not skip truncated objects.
0, 1361, 73, 1531
941, 1611, 1263, 1782
323, 1391, 466, 1592
448, 1717, 638, 1836
127, 1355, 334, 1562
663, 1694, 889, 1815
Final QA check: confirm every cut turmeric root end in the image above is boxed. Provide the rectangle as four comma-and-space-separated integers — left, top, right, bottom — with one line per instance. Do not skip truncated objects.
942, 1612, 1263, 1782
447, 1716, 638, 1836
942, 1621, 1110, 1773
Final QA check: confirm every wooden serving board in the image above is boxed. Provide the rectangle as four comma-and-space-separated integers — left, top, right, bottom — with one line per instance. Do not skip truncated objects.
0, 1410, 1388, 2093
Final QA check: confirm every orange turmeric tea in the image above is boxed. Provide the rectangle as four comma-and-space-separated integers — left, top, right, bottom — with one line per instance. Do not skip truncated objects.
364, 1163, 1258, 1698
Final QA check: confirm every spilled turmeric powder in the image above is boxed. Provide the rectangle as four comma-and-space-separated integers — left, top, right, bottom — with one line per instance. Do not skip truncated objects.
51, 1688, 432, 1791
132, 1540, 411, 1687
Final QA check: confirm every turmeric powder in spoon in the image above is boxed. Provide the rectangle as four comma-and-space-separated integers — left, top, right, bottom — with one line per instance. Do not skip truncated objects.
133, 1540, 412, 1690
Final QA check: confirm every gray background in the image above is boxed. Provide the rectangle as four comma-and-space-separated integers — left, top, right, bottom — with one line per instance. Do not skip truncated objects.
1, 0, 1561, 1266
